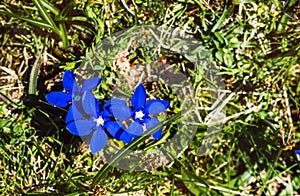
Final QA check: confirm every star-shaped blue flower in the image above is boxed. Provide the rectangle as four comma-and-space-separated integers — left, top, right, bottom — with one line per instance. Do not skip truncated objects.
45, 70, 101, 124
46, 70, 101, 107
296, 150, 300, 155
109, 84, 169, 140
66, 91, 133, 154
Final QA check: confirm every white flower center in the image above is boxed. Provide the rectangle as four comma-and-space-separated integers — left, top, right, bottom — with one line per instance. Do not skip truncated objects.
135, 110, 144, 120
94, 117, 105, 127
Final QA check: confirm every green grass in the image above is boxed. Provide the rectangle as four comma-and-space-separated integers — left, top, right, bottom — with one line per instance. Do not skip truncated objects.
1, 0, 300, 195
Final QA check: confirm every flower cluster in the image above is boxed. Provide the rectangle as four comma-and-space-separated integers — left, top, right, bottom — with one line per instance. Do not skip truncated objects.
46, 70, 169, 154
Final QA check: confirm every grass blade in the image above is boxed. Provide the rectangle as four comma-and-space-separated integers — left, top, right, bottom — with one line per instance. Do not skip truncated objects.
0, 10, 53, 30
181, 168, 208, 195
277, 0, 297, 34
32, 0, 60, 34
211, 6, 233, 32
59, 22, 68, 48
40, 0, 60, 16
28, 48, 43, 95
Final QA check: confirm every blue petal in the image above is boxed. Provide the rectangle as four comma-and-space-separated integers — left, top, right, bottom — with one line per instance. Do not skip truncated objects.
119, 130, 134, 144
63, 70, 75, 92
102, 108, 113, 119
145, 100, 169, 114
110, 104, 131, 120
82, 91, 100, 117
45, 92, 72, 107
131, 84, 146, 109
90, 126, 107, 154
296, 150, 300, 155
66, 119, 94, 136
152, 129, 162, 140
104, 98, 127, 117
72, 83, 81, 93
104, 98, 127, 107
104, 121, 124, 137
105, 121, 132, 144
126, 121, 143, 136
145, 117, 162, 139
66, 105, 82, 124
82, 77, 102, 91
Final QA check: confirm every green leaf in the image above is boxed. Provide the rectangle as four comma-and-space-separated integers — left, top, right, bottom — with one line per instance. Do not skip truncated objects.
276, 0, 297, 34
181, 168, 208, 195
211, 6, 233, 32
236, 169, 252, 186
71, 16, 90, 22
296, 82, 300, 95
223, 49, 234, 67
59, 22, 68, 48
233, 0, 255, 4
40, 0, 60, 16
214, 32, 225, 45
61, 62, 77, 70
215, 51, 223, 62
71, 24, 95, 35
229, 42, 256, 48
135, 0, 143, 4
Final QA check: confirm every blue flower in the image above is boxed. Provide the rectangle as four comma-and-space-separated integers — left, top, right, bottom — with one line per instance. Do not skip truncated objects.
296, 150, 300, 155
46, 70, 101, 107
109, 84, 169, 140
45, 70, 101, 124
66, 91, 133, 154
